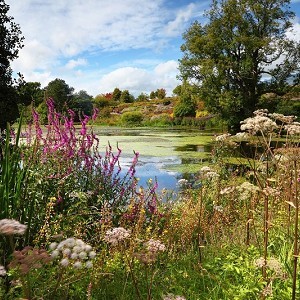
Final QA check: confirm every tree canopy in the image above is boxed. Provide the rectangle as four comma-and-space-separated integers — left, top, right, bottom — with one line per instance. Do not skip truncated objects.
179, 0, 300, 131
0, 0, 25, 130
45, 78, 74, 113
173, 81, 197, 118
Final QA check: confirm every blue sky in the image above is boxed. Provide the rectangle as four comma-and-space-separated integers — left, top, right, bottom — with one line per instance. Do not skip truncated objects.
7, 0, 300, 97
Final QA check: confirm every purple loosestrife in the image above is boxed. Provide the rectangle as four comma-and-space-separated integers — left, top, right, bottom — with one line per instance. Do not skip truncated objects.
32, 109, 43, 141
24, 98, 143, 221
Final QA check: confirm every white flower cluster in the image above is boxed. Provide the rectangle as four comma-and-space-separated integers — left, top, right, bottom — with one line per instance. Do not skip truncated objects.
204, 171, 220, 180
0, 265, 6, 276
49, 238, 96, 269
200, 166, 211, 173
104, 227, 131, 246
234, 132, 251, 140
163, 293, 186, 300
254, 257, 266, 268
254, 109, 268, 116
237, 182, 260, 194
254, 257, 284, 277
213, 205, 224, 212
215, 133, 231, 142
284, 122, 300, 135
270, 113, 296, 124
262, 187, 281, 197
0, 219, 27, 235
237, 182, 260, 200
220, 186, 235, 195
274, 154, 289, 164
144, 239, 166, 253
267, 257, 284, 277
177, 179, 190, 189
240, 115, 278, 135
199, 166, 219, 180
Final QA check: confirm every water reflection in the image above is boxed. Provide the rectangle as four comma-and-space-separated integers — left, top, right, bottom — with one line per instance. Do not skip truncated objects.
118, 155, 181, 191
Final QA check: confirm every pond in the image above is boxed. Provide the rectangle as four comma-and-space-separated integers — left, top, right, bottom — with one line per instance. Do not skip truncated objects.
94, 127, 217, 191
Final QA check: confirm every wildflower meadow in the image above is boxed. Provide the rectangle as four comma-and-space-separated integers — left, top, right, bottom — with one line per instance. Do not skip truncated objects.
0, 102, 300, 299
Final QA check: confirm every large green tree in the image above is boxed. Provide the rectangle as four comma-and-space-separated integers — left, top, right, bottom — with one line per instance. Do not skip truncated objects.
120, 90, 134, 103
0, 0, 25, 130
72, 90, 93, 120
173, 81, 197, 118
45, 78, 74, 113
18, 81, 44, 107
112, 87, 122, 102
179, 0, 300, 131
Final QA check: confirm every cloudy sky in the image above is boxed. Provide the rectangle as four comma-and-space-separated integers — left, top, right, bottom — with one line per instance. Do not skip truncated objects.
6, 0, 300, 97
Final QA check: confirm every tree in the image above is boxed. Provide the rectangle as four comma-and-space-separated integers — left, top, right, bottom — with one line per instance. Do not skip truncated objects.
120, 90, 134, 103
149, 91, 156, 99
17, 81, 44, 123
18, 81, 44, 107
93, 94, 110, 109
173, 85, 182, 96
173, 81, 197, 118
156, 88, 166, 99
72, 90, 93, 120
45, 78, 74, 113
179, 0, 300, 131
112, 87, 122, 102
137, 92, 149, 102
0, 0, 25, 130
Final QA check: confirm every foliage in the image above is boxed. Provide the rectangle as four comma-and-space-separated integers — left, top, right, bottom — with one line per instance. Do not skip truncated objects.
120, 90, 135, 103
149, 88, 167, 100
173, 83, 197, 118
45, 78, 74, 113
17, 81, 44, 107
72, 90, 93, 120
112, 87, 122, 102
144, 114, 173, 127
93, 94, 111, 109
137, 92, 149, 102
179, 0, 300, 131
121, 111, 144, 126
0, 0, 25, 130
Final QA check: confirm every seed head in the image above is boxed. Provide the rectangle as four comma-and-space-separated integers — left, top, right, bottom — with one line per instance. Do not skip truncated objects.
0, 219, 27, 235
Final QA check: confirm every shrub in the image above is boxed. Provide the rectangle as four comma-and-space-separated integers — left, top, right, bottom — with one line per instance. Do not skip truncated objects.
146, 114, 173, 127
121, 111, 143, 126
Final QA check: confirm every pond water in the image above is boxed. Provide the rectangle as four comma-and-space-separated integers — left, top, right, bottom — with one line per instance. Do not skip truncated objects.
94, 127, 216, 191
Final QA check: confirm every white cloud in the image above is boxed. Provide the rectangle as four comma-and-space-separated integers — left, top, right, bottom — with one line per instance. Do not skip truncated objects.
98, 60, 180, 96
164, 3, 197, 37
11, 39, 56, 71
286, 22, 300, 42
65, 58, 87, 69
7, 0, 168, 56
19, 71, 54, 88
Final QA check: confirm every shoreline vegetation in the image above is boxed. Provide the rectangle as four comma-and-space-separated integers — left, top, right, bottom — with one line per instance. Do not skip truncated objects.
0, 101, 300, 299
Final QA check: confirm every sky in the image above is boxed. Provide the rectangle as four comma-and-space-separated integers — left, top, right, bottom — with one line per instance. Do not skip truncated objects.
6, 0, 300, 97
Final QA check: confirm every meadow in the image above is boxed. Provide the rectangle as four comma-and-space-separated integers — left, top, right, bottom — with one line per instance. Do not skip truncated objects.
0, 101, 300, 299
